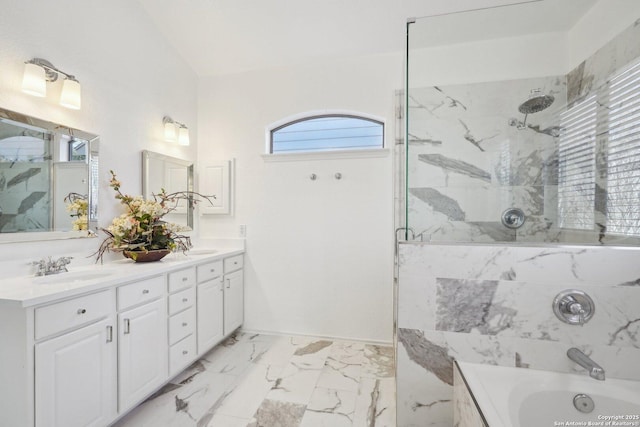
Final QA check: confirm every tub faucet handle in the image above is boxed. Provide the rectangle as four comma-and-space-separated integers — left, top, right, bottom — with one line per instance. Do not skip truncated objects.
566, 299, 586, 326
553, 290, 595, 326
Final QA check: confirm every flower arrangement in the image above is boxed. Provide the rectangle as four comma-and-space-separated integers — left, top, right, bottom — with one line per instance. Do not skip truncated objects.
94, 170, 214, 262
64, 193, 88, 231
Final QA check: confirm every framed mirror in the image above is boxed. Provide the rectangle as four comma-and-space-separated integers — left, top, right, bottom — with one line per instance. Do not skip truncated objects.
142, 150, 194, 229
0, 107, 98, 243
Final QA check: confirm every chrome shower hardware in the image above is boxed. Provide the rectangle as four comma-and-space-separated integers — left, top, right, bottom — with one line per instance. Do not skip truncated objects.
553, 290, 595, 325
567, 348, 605, 381
509, 88, 555, 130
501, 208, 525, 229
573, 393, 595, 411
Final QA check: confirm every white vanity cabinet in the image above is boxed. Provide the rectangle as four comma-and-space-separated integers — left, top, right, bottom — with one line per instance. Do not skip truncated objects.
223, 254, 244, 334
117, 275, 167, 411
196, 260, 224, 355
0, 249, 245, 427
167, 268, 197, 375
34, 291, 117, 427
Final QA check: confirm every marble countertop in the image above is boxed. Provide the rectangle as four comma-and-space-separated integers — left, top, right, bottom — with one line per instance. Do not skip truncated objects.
0, 247, 244, 308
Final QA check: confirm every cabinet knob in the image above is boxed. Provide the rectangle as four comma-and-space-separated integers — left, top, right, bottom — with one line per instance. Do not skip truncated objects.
77, 308, 86, 315
182, 277, 188, 282
142, 289, 149, 294
182, 322, 188, 327
182, 350, 188, 355
210, 269, 215, 273
182, 298, 188, 303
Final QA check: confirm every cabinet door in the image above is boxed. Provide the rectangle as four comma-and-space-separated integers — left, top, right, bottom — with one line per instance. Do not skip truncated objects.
118, 298, 168, 412
223, 269, 244, 335
35, 317, 116, 427
197, 278, 224, 355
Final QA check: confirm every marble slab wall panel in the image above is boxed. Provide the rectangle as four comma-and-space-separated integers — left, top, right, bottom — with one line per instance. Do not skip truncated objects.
453, 363, 486, 427
0, 163, 49, 232
408, 76, 565, 244
567, 18, 640, 105
409, 18, 640, 246
396, 243, 640, 427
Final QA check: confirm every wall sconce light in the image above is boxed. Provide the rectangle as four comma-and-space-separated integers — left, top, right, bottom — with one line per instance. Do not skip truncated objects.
22, 58, 82, 110
163, 116, 189, 146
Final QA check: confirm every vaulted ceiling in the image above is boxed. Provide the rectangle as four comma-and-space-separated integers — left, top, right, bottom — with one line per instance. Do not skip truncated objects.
137, 0, 597, 77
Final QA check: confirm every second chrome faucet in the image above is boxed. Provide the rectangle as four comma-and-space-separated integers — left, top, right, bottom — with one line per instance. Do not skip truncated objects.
567, 348, 605, 381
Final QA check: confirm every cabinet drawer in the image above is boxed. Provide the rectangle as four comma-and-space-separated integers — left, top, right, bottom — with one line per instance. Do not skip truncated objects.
117, 276, 164, 311
168, 307, 195, 345
223, 254, 243, 273
35, 290, 113, 340
168, 286, 196, 315
197, 260, 223, 283
168, 267, 196, 293
169, 334, 196, 375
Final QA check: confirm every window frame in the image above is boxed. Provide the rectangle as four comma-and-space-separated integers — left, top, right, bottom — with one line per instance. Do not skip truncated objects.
266, 111, 386, 156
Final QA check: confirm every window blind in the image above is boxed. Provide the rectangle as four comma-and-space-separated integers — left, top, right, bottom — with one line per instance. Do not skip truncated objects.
557, 94, 597, 230
271, 115, 384, 154
605, 59, 640, 236
557, 57, 640, 236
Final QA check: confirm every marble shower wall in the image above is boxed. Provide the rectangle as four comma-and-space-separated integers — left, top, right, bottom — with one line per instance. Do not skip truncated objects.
407, 76, 564, 244
407, 17, 640, 245
396, 242, 640, 427
0, 163, 49, 231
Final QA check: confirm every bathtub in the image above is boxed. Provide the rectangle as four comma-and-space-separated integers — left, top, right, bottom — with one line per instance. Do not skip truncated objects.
456, 361, 640, 427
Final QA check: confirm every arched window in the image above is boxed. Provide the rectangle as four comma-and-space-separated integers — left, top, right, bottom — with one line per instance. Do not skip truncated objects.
270, 114, 384, 154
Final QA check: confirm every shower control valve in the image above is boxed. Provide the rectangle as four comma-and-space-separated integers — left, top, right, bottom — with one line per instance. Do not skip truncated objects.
553, 290, 595, 326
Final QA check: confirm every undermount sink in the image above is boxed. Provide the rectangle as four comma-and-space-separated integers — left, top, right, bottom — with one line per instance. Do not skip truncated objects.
186, 249, 218, 256
33, 270, 114, 285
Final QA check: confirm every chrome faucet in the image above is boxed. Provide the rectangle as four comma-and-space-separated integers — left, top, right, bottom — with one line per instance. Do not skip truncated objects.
567, 348, 605, 381
32, 256, 73, 276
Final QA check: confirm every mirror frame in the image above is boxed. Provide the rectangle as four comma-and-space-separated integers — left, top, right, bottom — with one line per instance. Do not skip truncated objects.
0, 107, 99, 243
141, 150, 194, 229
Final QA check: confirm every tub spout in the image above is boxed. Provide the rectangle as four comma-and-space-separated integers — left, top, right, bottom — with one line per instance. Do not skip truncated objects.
567, 348, 605, 381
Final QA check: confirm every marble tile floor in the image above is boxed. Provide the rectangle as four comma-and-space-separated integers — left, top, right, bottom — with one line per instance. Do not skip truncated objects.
113, 332, 396, 427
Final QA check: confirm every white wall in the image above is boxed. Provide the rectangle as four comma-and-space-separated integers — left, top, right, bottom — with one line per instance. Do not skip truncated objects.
198, 53, 400, 342
568, 0, 640, 69
0, 0, 197, 268
408, 32, 568, 88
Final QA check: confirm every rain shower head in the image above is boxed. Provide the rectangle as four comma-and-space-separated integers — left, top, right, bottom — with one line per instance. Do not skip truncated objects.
518, 89, 555, 114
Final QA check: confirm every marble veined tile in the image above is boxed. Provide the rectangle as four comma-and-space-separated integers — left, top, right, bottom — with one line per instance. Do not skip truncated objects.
248, 399, 306, 427
300, 410, 352, 427
353, 377, 396, 427
434, 277, 640, 348
266, 361, 325, 405
453, 363, 485, 427
206, 338, 274, 376
409, 187, 466, 221
114, 360, 238, 427
254, 335, 309, 367
316, 354, 362, 393
362, 345, 394, 379
205, 413, 251, 427
214, 362, 285, 419
300, 387, 357, 427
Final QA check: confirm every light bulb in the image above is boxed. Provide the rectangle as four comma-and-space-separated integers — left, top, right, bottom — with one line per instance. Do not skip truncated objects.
22, 63, 46, 97
178, 126, 190, 146
164, 121, 177, 142
60, 78, 81, 110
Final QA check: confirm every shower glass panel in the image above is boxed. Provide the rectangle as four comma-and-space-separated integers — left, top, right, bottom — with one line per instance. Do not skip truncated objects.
405, 1, 640, 245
